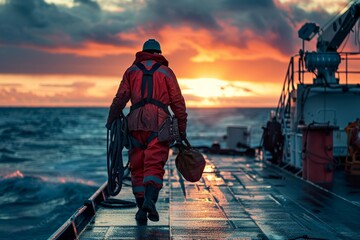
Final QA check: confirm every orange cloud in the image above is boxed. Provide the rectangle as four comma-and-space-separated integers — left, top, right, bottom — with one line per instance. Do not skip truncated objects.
39, 41, 134, 57
0, 74, 282, 107
22, 24, 291, 63
158, 25, 290, 63
31, 23, 292, 63
0, 75, 117, 106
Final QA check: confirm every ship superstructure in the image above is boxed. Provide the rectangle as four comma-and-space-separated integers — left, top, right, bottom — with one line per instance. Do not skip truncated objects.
263, 1, 360, 174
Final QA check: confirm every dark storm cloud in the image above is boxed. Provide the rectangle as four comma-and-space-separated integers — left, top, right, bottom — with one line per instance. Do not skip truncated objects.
0, 0, 298, 51
219, 0, 296, 55
288, 5, 331, 27
0, 0, 59, 46
134, 0, 301, 55
222, 0, 275, 10
0, 47, 128, 75
0, 0, 135, 48
139, 0, 220, 30
0, 0, 340, 74
74, 0, 100, 11
138, 0, 335, 56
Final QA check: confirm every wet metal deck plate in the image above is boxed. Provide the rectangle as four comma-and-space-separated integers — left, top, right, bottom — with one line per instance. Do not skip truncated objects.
80, 155, 360, 239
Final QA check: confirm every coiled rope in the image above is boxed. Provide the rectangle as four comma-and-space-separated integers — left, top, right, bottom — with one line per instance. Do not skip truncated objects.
106, 114, 130, 196
102, 114, 136, 208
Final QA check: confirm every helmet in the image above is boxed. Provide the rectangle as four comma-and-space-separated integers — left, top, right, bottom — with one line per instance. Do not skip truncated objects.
142, 39, 162, 53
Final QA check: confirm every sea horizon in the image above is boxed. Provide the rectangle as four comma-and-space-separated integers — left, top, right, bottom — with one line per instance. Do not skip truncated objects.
0, 106, 276, 109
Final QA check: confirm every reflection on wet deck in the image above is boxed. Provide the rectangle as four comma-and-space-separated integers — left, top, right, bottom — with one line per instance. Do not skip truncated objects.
80, 155, 360, 239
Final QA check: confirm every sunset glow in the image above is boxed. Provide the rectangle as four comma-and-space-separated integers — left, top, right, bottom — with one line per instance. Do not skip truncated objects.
0, 0, 359, 107
179, 78, 279, 107
0, 74, 280, 107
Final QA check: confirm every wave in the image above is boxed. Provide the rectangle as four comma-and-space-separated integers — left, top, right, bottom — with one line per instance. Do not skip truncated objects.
0, 107, 271, 239
0, 126, 38, 138
0, 171, 98, 239
0, 154, 32, 163
0, 148, 15, 154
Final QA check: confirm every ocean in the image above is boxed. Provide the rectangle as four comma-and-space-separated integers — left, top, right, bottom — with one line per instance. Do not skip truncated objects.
0, 107, 272, 240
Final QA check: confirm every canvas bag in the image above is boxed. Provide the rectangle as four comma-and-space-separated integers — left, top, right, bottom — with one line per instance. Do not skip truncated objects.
175, 139, 206, 182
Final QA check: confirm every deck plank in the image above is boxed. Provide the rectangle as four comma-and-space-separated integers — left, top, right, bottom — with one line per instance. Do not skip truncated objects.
80, 154, 360, 240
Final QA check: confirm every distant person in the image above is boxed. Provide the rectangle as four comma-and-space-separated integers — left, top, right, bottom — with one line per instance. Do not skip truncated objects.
262, 112, 283, 163
106, 39, 187, 223
345, 118, 360, 152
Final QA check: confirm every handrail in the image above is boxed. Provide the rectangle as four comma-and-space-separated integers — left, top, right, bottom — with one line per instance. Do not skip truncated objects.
275, 51, 360, 126
274, 51, 360, 163
276, 56, 295, 127
48, 182, 109, 240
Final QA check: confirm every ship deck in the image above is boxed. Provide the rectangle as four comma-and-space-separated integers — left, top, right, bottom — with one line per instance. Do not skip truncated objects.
77, 153, 360, 240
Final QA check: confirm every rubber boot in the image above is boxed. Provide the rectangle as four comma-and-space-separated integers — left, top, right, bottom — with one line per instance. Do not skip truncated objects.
142, 185, 160, 222
135, 198, 147, 224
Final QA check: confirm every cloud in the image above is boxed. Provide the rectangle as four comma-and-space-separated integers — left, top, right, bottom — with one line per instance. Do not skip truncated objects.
140, 0, 220, 30
226, 84, 253, 93
40, 81, 95, 94
0, 46, 132, 75
0, 0, 357, 85
135, 0, 300, 60
0, 83, 22, 87
0, 78, 265, 107
74, 0, 100, 11
0, 0, 137, 52
40, 83, 74, 87
0, 73, 281, 107
0, 0, 345, 63
0, 80, 109, 106
0, 83, 275, 107
276, 0, 348, 14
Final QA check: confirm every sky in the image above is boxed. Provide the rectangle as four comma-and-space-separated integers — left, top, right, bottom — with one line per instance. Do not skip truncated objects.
0, 0, 359, 107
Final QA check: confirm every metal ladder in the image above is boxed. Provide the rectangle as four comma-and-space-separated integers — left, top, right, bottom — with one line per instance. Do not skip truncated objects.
275, 57, 295, 163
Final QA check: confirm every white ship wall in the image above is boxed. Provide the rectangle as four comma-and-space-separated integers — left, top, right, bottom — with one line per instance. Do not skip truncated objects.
285, 84, 360, 168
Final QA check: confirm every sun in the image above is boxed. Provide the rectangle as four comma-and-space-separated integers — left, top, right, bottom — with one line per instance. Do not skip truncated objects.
178, 78, 255, 107
177, 77, 280, 108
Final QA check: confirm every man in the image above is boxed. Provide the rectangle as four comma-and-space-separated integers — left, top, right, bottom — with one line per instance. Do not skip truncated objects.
106, 39, 187, 223
345, 119, 360, 151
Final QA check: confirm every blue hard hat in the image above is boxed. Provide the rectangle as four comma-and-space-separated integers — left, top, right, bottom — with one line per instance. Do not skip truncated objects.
142, 39, 162, 53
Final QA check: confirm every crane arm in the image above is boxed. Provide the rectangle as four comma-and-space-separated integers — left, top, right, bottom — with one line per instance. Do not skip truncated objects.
317, 2, 360, 52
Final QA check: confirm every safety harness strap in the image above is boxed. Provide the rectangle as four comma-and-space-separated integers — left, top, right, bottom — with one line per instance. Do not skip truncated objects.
130, 62, 170, 115
130, 98, 170, 115
129, 62, 170, 149
129, 132, 158, 150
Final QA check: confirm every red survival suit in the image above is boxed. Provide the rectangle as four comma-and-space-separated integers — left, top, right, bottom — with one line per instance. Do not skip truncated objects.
345, 119, 360, 151
107, 51, 187, 198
